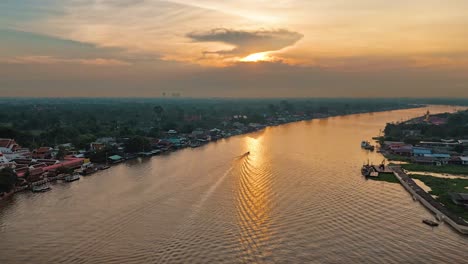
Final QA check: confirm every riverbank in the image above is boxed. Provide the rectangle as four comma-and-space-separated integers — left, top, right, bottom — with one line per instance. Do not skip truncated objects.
402, 164, 468, 176
1, 104, 425, 201
390, 165, 468, 235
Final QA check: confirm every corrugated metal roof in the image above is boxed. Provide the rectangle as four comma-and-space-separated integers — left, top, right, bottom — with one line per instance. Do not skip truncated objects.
108, 155, 123, 160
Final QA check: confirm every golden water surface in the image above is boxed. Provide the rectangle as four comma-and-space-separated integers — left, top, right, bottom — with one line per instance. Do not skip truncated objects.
1, 105, 467, 263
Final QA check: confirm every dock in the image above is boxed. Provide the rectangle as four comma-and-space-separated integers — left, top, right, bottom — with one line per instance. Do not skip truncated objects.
389, 165, 468, 234
371, 165, 393, 174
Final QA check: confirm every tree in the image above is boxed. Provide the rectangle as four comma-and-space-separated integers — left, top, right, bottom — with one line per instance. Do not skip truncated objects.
153, 105, 165, 121
72, 134, 96, 150
124, 136, 151, 153
56, 146, 67, 160
280, 100, 295, 113
454, 144, 465, 154
0, 168, 18, 193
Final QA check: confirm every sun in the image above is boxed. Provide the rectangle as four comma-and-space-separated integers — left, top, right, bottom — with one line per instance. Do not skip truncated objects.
240, 52, 271, 62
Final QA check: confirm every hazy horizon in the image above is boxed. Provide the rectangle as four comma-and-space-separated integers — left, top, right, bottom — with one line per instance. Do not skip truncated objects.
1, 1, 468, 97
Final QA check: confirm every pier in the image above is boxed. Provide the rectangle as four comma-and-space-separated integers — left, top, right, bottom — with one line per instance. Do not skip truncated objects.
389, 165, 468, 234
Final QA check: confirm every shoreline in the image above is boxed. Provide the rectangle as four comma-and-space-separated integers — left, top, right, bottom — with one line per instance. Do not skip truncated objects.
1, 104, 423, 201
390, 165, 468, 235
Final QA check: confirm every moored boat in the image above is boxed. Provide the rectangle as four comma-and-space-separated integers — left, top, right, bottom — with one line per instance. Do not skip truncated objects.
32, 184, 51, 193
100, 165, 110, 170
361, 140, 375, 151
64, 173, 80, 182
361, 164, 373, 177
190, 142, 201, 148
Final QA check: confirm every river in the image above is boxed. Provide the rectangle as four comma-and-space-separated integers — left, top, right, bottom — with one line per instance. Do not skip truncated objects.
1, 105, 467, 263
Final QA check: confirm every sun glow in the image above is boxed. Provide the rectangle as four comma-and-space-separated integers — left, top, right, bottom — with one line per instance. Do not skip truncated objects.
240, 52, 272, 62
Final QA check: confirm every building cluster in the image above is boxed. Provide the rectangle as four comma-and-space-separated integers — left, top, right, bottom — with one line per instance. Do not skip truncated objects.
0, 138, 86, 183
404, 110, 449, 126
383, 140, 468, 166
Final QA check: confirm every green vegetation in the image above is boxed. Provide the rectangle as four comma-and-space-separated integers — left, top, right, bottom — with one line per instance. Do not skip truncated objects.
0, 168, 18, 193
0, 98, 415, 149
367, 173, 400, 184
124, 136, 151, 153
384, 109, 468, 143
402, 164, 468, 176
384, 154, 411, 162
410, 174, 468, 220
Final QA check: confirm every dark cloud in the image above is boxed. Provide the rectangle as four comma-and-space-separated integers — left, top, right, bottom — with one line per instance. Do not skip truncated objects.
186, 28, 303, 56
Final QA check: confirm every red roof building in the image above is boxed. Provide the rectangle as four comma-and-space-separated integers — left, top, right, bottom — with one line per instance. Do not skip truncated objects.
32, 147, 53, 159
0, 138, 20, 152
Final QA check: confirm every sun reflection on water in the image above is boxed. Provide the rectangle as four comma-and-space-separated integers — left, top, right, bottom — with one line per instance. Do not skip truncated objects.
235, 135, 273, 261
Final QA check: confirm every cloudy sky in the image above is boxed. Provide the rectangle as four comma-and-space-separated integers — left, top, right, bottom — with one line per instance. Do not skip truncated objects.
1, 0, 468, 97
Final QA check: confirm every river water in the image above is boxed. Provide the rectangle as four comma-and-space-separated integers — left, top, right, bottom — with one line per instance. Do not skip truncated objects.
1, 105, 467, 263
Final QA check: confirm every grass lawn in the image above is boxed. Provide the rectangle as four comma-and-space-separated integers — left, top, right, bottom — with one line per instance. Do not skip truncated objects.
368, 173, 400, 184
383, 154, 411, 162
410, 174, 468, 220
402, 164, 468, 176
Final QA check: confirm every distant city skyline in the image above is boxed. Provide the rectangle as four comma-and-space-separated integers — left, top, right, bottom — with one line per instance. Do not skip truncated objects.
1, 1, 468, 97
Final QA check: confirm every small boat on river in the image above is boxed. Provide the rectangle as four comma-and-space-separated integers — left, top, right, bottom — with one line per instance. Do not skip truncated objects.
422, 219, 439, 227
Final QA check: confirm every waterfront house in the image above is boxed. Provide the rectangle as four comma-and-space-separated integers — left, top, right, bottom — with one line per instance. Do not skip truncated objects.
419, 141, 459, 149
460, 157, 468, 166
412, 147, 432, 157
157, 139, 175, 151
209, 128, 222, 140
32, 147, 53, 159
449, 156, 463, 165
90, 142, 106, 151
167, 130, 178, 135
96, 137, 116, 145
390, 145, 413, 156
0, 139, 31, 160
0, 153, 10, 165
12, 157, 85, 181
38, 158, 84, 176
0, 153, 15, 169
412, 157, 444, 166
191, 128, 207, 139
382, 141, 405, 149
167, 138, 183, 148
232, 122, 245, 129
0, 138, 20, 152
422, 154, 450, 165
108, 155, 124, 164
57, 143, 73, 149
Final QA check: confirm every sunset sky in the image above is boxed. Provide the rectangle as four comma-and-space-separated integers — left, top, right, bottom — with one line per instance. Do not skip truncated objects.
1, 0, 468, 97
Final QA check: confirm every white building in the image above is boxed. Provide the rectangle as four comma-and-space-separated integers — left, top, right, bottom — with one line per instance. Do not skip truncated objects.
460, 157, 468, 166
0, 139, 31, 161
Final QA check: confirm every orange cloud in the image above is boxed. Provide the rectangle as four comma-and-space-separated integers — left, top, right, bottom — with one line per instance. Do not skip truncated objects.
1, 56, 130, 66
